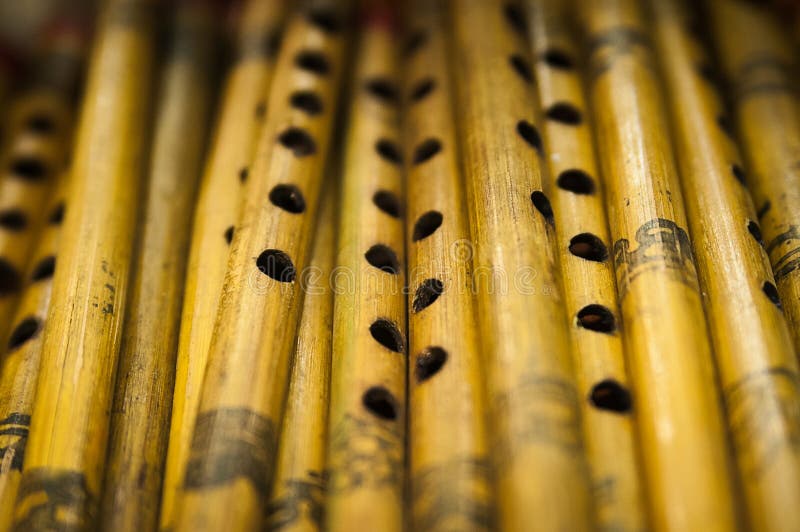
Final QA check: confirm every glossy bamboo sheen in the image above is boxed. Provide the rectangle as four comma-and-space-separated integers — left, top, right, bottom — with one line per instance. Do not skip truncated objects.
0, 180, 66, 532
173, 4, 346, 530
707, 0, 800, 357
325, 12, 406, 532
402, 2, 492, 531
11, 0, 158, 529
524, 1, 646, 530
99, 3, 217, 531
652, 1, 800, 529
580, 0, 739, 529
160, 1, 286, 528
448, 1, 593, 530
266, 178, 335, 532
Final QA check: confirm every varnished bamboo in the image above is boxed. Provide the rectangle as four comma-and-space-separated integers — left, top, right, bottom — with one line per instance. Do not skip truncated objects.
265, 177, 335, 532
0, 23, 83, 350
173, 3, 347, 530
99, 3, 218, 531
447, 1, 593, 529
325, 7, 406, 532
524, 1, 646, 530
11, 0, 158, 529
580, 0, 740, 529
401, 2, 492, 531
159, 1, 287, 529
707, 0, 800, 357
651, 1, 800, 529
0, 178, 67, 532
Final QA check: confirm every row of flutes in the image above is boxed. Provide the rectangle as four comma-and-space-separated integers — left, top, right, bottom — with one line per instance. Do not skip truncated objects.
0, 0, 799, 530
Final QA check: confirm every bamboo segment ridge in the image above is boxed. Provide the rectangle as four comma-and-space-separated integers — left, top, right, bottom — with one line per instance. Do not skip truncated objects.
0, 177, 67, 532
99, 3, 218, 531
652, 1, 800, 530
159, 1, 287, 528
325, 8, 406, 532
173, 3, 347, 531
580, 0, 740, 529
448, 0, 593, 530
402, 1, 492, 531
11, 0, 158, 528
524, 1, 646, 530
266, 176, 336, 532
707, 0, 800, 358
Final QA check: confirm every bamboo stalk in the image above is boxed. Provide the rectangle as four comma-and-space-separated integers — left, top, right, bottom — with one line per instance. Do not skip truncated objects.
173, 3, 347, 530
324, 6, 406, 532
265, 177, 336, 532
579, 0, 740, 529
0, 177, 67, 532
401, 2, 492, 531
99, 2, 218, 530
651, 1, 800, 529
707, 0, 800, 357
0, 22, 84, 350
160, 1, 287, 529
447, 0, 593, 529
523, 1, 646, 530
11, 0, 158, 528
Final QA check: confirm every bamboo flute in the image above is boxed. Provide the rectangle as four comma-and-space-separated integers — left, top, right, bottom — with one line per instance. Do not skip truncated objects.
447, 0, 593, 529
11, 0, 158, 528
707, 0, 800, 356
160, 1, 287, 528
0, 23, 84, 350
579, 0, 740, 529
173, 3, 347, 530
265, 177, 335, 532
0, 179, 67, 532
324, 7, 405, 532
400, 1, 492, 531
523, 1, 646, 530
651, 1, 800, 529
99, 2, 218, 530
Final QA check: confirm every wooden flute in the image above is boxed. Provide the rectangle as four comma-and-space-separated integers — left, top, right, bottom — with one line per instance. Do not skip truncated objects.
655, 1, 800, 528
325, 4, 406, 531
401, 1, 492, 530
0, 21, 85, 351
0, 177, 67, 532
707, 0, 800, 359
173, 3, 347, 530
523, 1, 646, 530
579, 0, 740, 529
159, 1, 287, 528
99, 2, 219, 530
448, 0, 593, 529
11, 0, 158, 528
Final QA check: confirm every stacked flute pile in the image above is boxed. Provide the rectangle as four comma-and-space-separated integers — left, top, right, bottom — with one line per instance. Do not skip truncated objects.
0, 0, 798, 530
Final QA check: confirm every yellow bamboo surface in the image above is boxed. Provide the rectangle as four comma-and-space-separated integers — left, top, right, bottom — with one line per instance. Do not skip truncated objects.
708, 0, 800, 356
325, 8, 406, 532
402, 2, 492, 531
580, 0, 740, 530
447, 0, 593, 529
173, 3, 346, 530
160, 1, 287, 528
0, 24, 83, 350
11, 0, 158, 529
99, 3, 217, 531
525, 1, 646, 530
0, 179, 67, 532
265, 178, 335, 532
652, 1, 800, 529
